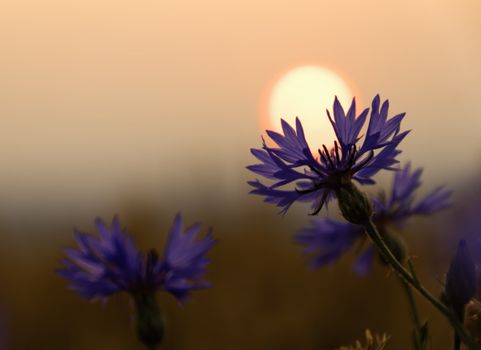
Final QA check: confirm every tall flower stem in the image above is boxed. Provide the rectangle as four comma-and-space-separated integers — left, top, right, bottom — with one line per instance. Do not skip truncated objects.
398, 276, 425, 350
363, 219, 477, 350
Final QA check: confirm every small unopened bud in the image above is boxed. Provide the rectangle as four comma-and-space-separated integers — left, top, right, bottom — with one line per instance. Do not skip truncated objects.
133, 291, 164, 349
337, 181, 372, 225
445, 240, 476, 320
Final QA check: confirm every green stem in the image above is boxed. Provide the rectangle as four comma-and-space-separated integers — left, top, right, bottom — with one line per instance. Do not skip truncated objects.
399, 276, 424, 350
363, 219, 477, 350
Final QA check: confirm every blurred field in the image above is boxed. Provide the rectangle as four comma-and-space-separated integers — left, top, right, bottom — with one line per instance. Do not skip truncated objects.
0, 194, 468, 350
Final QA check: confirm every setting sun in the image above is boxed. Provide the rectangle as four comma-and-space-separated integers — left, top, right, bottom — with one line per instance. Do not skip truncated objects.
266, 65, 356, 149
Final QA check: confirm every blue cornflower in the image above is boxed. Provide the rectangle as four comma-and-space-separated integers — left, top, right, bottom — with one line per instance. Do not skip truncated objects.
59, 214, 215, 348
372, 163, 452, 227
295, 163, 451, 274
294, 218, 365, 268
248, 95, 409, 215
59, 214, 216, 303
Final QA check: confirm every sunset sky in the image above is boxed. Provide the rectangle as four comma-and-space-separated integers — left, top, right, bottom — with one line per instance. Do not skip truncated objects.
1, 0, 480, 217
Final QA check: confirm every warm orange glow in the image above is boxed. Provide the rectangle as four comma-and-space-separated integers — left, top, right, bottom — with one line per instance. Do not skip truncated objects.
261, 65, 357, 150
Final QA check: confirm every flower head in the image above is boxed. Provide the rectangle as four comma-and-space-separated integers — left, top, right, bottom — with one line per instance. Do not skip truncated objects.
372, 162, 452, 228
59, 214, 215, 303
294, 218, 364, 269
295, 163, 451, 274
248, 95, 409, 215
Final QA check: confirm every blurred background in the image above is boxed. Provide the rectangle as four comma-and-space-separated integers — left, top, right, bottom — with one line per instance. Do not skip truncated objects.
1, 0, 481, 349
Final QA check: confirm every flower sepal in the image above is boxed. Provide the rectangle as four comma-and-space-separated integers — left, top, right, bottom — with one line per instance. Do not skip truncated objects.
337, 181, 372, 225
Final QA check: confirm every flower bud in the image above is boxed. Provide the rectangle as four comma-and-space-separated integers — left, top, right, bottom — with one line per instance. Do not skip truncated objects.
445, 240, 476, 320
337, 181, 373, 225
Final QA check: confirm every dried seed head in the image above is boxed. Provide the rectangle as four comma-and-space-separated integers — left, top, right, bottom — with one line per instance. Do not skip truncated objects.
338, 329, 390, 350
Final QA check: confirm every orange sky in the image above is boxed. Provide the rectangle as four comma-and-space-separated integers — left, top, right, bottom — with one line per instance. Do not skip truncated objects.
0, 0, 480, 213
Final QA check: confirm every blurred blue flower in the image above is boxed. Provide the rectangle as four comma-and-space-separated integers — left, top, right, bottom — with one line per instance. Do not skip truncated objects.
248, 95, 409, 215
59, 214, 216, 302
294, 218, 364, 269
372, 162, 452, 227
295, 163, 451, 274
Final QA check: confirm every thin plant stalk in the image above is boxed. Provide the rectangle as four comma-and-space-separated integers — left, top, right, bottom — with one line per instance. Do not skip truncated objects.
363, 219, 477, 350
398, 276, 425, 350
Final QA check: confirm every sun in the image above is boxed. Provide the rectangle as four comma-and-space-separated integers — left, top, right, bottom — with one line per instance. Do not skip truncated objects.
263, 65, 356, 150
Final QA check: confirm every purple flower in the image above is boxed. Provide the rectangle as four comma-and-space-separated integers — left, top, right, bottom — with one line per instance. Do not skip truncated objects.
248, 95, 409, 215
161, 214, 216, 301
295, 163, 451, 275
372, 162, 452, 227
294, 218, 364, 269
59, 214, 216, 303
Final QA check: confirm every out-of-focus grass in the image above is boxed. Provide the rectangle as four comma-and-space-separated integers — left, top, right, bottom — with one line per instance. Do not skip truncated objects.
0, 199, 459, 350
